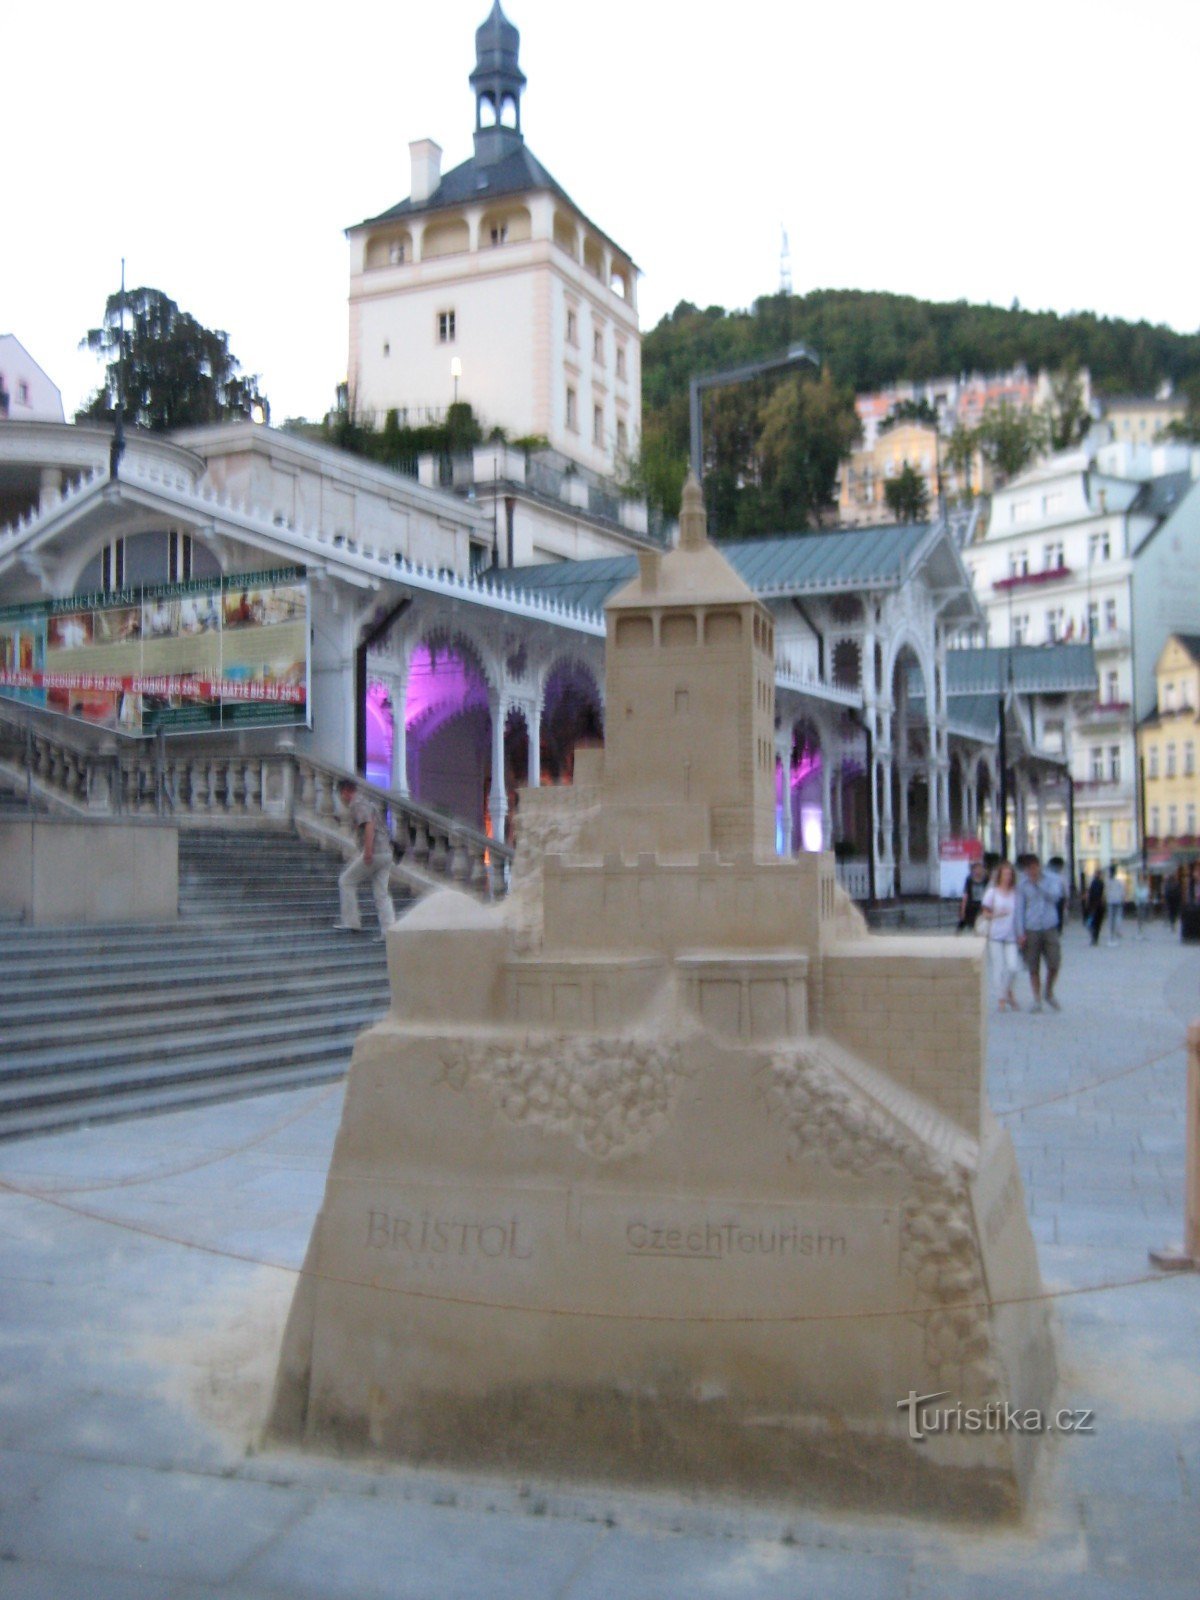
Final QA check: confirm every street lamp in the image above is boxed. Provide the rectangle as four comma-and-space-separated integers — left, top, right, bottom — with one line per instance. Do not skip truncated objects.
450, 357, 463, 406
688, 343, 819, 483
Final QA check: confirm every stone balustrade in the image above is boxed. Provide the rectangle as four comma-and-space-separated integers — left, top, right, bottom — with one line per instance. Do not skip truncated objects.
0, 703, 511, 898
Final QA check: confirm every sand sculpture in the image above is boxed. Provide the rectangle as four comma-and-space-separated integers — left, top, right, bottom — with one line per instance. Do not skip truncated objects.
271, 477, 1055, 1511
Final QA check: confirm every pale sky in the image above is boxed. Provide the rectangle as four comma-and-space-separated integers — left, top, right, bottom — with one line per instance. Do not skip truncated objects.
6, 0, 1197, 424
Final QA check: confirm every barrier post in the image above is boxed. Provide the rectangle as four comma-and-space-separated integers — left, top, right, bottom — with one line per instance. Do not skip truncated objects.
1149, 1022, 1200, 1271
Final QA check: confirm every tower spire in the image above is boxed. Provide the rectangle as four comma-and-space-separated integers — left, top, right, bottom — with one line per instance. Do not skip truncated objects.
470, 1, 526, 166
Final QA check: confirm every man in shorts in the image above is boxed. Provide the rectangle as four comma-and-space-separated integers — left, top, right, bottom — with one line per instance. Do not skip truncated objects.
1014, 853, 1065, 1012
333, 778, 396, 937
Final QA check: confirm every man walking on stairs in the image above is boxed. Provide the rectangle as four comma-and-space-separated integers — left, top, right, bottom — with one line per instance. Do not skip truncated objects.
334, 779, 396, 938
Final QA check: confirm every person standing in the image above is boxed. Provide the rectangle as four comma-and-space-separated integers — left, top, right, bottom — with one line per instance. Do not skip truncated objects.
959, 859, 988, 932
1085, 868, 1107, 946
1164, 872, 1182, 932
333, 778, 396, 937
1133, 873, 1151, 938
980, 861, 1021, 1013
1106, 865, 1126, 945
1014, 854, 1065, 1013
1046, 855, 1068, 931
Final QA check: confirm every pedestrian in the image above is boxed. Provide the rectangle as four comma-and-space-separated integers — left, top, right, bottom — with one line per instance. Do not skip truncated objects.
979, 860, 1022, 1013
1106, 865, 1126, 944
1014, 854, 1065, 1013
333, 777, 396, 938
1133, 872, 1151, 938
958, 859, 988, 933
1164, 872, 1182, 931
1046, 855, 1068, 931
1085, 868, 1106, 946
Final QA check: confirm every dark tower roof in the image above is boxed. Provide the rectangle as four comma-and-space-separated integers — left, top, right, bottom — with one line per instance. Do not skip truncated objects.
469, 1, 526, 167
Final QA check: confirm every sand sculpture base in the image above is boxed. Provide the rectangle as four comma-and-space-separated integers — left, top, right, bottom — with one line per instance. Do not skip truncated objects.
270, 866, 1054, 1515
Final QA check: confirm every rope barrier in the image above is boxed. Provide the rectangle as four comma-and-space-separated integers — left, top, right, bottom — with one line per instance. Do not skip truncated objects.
0, 1171, 1186, 1327
995, 1039, 1186, 1116
3, 1081, 342, 1198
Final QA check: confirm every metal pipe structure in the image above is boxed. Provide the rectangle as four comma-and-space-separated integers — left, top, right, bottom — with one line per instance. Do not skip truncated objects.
688, 344, 820, 483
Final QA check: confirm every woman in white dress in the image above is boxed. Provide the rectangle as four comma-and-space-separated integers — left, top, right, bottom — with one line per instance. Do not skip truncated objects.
980, 861, 1021, 1013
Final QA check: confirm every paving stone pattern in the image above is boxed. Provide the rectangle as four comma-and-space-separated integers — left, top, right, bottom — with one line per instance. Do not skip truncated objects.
0, 917, 1196, 1598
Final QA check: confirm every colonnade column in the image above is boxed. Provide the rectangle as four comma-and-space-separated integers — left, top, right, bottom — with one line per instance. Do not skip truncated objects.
389, 670, 409, 796
527, 699, 542, 789
489, 692, 509, 844
775, 728, 793, 856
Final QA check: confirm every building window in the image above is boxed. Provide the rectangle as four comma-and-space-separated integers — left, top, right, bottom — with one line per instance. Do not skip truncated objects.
1149, 746, 1159, 779
1164, 681, 1176, 710
18, 380, 30, 405
1043, 491, 1064, 515
1011, 500, 1032, 524
1186, 742, 1196, 777
101, 539, 125, 591
1086, 822, 1101, 846
616, 418, 628, 456
616, 346, 626, 381
593, 328, 604, 363
1043, 540, 1064, 569
388, 241, 405, 264
565, 386, 577, 431
1150, 806, 1161, 836
1012, 614, 1029, 645
437, 310, 456, 344
1086, 600, 1099, 640
1188, 804, 1197, 836
490, 225, 507, 246
1109, 745, 1121, 782
1104, 669, 1119, 703
1090, 746, 1104, 781
469, 543, 489, 575
566, 309, 578, 347
1181, 679, 1193, 709
1008, 550, 1029, 577
593, 404, 603, 446
1104, 598, 1118, 632
1046, 607, 1064, 641
1168, 805, 1178, 837
1166, 743, 1176, 777
1089, 530, 1111, 562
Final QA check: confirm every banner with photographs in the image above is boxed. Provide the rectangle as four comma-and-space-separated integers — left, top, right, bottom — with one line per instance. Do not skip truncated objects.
0, 567, 309, 736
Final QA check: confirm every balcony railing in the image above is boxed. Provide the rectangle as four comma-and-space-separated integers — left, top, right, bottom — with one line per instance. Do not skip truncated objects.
993, 564, 1073, 592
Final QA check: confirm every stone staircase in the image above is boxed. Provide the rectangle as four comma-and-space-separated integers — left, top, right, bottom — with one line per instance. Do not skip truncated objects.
0, 829, 401, 1142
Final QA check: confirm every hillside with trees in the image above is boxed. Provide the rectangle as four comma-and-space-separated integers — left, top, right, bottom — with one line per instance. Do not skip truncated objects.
637, 290, 1200, 531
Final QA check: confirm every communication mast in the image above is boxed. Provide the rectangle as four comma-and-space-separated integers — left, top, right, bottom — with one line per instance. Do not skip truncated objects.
779, 226, 792, 296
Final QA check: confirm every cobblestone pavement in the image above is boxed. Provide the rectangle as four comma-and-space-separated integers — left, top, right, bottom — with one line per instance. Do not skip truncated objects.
0, 917, 1197, 1598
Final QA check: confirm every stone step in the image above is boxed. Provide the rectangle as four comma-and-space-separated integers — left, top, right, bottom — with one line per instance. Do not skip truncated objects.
0, 947, 387, 1005
0, 1005, 381, 1092
0, 939, 388, 985
0, 975, 391, 1050
0, 1058, 349, 1143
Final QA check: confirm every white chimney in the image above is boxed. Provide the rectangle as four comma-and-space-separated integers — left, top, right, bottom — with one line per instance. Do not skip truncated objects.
409, 139, 443, 204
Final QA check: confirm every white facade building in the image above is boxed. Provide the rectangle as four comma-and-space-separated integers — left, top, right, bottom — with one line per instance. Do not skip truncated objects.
346, 3, 640, 478
962, 441, 1200, 873
0, 337, 64, 424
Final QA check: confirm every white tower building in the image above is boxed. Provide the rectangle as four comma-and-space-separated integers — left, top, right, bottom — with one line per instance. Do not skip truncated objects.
346, 3, 641, 477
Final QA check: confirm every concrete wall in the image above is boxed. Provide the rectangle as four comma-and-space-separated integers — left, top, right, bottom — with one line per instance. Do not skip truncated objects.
0, 820, 178, 925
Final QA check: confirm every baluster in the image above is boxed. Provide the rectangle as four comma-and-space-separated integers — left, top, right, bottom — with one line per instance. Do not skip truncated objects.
297, 761, 316, 816
448, 830, 469, 882
190, 759, 207, 812
411, 819, 431, 863
429, 827, 449, 876
244, 760, 262, 816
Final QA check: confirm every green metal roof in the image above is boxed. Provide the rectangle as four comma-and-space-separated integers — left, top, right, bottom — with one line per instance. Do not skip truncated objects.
944, 644, 1097, 695
490, 523, 937, 614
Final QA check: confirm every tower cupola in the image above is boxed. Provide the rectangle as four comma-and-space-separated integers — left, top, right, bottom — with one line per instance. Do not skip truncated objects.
470, 1, 526, 166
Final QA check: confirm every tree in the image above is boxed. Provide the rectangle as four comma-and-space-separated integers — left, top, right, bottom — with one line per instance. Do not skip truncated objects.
883, 462, 930, 523
974, 401, 1044, 483
754, 369, 862, 532
81, 287, 268, 432
878, 397, 938, 433
944, 424, 979, 499
1044, 366, 1091, 452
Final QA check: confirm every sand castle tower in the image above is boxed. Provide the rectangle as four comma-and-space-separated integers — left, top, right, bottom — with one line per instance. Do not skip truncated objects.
271, 479, 1055, 1512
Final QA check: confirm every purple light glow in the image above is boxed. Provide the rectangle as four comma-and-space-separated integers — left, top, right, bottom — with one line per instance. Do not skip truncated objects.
365, 644, 489, 789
